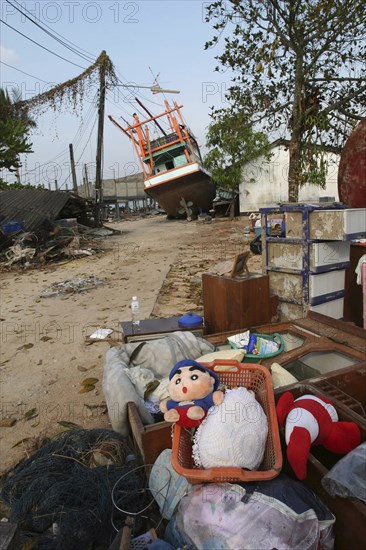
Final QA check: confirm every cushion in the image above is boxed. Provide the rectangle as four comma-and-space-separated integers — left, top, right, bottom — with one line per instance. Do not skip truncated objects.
192, 387, 268, 470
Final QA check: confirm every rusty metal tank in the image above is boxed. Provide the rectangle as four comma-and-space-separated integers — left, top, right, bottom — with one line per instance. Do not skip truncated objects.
338, 117, 366, 208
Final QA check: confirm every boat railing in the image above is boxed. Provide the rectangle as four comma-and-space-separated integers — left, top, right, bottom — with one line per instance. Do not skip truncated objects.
150, 133, 180, 150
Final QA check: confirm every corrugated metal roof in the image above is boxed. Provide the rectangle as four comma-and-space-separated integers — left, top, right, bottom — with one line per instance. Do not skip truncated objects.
0, 189, 72, 232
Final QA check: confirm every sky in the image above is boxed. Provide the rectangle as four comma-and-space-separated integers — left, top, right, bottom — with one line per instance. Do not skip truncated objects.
0, 0, 233, 189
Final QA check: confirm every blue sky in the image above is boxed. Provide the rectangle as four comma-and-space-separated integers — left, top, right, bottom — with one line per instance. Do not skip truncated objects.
0, 0, 232, 188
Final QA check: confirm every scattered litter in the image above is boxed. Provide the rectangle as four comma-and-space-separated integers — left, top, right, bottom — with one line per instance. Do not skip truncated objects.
5, 245, 36, 265
89, 328, 114, 339
84, 326, 122, 344
40, 276, 105, 298
85, 228, 114, 237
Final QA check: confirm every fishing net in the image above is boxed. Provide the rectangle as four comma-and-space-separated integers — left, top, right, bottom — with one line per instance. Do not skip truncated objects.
1, 428, 145, 549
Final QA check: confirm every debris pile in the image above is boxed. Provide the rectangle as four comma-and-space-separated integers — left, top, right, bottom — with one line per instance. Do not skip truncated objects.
40, 276, 105, 298
0, 189, 108, 267
0, 223, 103, 268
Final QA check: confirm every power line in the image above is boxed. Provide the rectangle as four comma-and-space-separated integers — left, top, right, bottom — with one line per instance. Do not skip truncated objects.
0, 18, 87, 70
0, 60, 51, 85
5, 0, 95, 64
10, 0, 96, 60
76, 113, 98, 165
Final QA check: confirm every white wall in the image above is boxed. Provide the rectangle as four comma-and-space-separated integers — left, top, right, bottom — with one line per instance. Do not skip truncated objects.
239, 145, 339, 212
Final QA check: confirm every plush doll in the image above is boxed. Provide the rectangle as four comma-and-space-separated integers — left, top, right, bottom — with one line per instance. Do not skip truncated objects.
276, 391, 361, 480
159, 359, 224, 428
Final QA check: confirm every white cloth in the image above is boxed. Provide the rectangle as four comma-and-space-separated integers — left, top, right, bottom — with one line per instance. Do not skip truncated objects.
355, 254, 366, 284
192, 387, 268, 470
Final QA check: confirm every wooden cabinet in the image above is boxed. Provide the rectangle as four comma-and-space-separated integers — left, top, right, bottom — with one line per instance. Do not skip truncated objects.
343, 243, 366, 327
202, 273, 273, 334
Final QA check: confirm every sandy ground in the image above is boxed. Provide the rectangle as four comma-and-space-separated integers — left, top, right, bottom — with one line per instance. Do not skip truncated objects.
0, 214, 261, 474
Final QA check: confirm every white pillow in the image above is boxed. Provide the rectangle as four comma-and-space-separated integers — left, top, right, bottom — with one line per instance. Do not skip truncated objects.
192, 387, 268, 470
196, 349, 245, 363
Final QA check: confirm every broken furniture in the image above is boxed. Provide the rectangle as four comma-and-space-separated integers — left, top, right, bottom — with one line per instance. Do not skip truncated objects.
202, 272, 277, 334
343, 242, 366, 327
261, 204, 366, 321
128, 311, 365, 463
127, 311, 366, 549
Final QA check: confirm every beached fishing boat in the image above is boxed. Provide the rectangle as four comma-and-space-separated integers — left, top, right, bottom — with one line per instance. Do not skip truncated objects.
108, 100, 216, 217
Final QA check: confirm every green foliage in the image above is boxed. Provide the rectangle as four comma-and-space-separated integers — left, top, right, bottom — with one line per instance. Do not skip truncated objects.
204, 110, 270, 190
0, 118, 33, 172
0, 178, 45, 190
0, 87, 34, 173
204, 0, 366, 200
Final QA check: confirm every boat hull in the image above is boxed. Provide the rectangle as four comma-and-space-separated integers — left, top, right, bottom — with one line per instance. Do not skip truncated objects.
144, 168, 216, 217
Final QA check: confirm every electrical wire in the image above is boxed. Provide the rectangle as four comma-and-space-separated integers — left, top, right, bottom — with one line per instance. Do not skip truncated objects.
76, 112, 98, 165
5, 0, 95, 64
13, 0, 95, 59
0, 60, 52, 85
20, 97, 98, 184
0, 18, 87, 70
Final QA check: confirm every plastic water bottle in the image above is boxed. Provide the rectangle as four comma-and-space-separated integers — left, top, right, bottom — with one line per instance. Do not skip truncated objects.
131, 296, 140, 326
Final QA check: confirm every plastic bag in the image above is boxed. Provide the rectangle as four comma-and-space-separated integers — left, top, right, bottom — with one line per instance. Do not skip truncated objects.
321, 442, 366, 503
249, 234, 262, 255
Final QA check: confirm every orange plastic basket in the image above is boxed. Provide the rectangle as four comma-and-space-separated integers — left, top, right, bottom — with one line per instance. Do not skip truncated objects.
171, 359, 282, 484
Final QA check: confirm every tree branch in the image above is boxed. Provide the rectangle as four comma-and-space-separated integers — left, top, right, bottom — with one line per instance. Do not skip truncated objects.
337, 107, 364, 121
308, 77, 366, 83
320, 83, 366, 116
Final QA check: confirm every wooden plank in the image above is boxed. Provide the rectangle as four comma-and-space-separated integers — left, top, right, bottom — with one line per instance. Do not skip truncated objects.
294, 311, 366, 353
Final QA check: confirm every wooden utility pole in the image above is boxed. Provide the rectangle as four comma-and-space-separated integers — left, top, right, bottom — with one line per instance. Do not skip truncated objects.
94, 51, 107, 226
84, 163, 91, 198
69, 143, 78, 195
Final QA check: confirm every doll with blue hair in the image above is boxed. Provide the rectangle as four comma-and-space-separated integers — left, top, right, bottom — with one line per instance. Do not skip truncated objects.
159, 359, 224, 428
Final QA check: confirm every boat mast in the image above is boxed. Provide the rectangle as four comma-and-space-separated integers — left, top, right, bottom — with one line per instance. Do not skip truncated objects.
134, 97, 167, 137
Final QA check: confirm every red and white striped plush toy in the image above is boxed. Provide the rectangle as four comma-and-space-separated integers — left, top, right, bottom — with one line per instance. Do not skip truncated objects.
276, 391, 361, 480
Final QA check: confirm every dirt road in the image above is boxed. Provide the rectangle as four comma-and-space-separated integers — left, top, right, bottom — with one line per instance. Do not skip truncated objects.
0, 214, 260, 473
